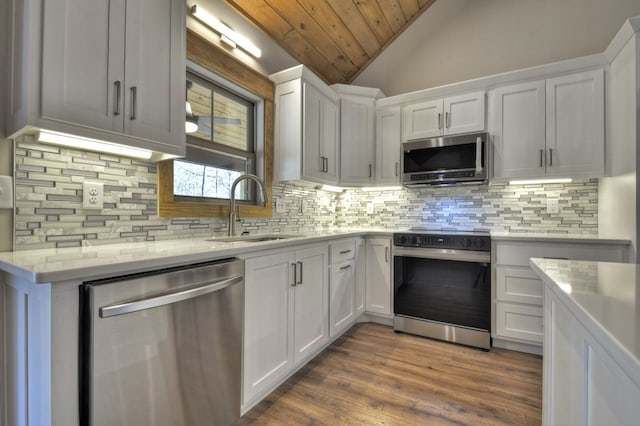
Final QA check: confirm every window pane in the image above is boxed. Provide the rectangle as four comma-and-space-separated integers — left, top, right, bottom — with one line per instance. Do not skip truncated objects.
187, 79, 213, 142
174, 158, 250, 201
213, 92, 248, 150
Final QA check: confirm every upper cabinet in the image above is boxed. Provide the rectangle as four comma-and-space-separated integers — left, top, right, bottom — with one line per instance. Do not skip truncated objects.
402, 91, 486, 141
333, 84, 384, 187
376, 106, 402, 185
271, 65, 340, 185
6, 0, 186, 160
491, 69, 604, 181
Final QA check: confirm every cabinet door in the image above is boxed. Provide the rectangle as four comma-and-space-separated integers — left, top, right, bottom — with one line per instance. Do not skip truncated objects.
495, 302, 543, 344
365, 238, 392, 316
443, 91, 486, 135
321, 95, 340, 182
354, 239, 366, 315
329, 260, 355, 337
546, 69, 604, 177
340, 97, 375, 185
293, 245, 329, 365
303, 82, 324, 181
124, 0, 185, 148
402, 99, 442, 141
41, 0, 125, 133
491, 81, 546, 180
243, 251, 295, 404
376, 106, 401, 184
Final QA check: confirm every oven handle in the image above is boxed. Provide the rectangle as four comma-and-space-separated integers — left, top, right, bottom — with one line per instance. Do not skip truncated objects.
393, 246, 490, 263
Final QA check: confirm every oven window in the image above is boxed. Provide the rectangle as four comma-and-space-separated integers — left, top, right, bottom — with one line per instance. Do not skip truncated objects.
393, 256, 490, 331
403, 141, 484, 173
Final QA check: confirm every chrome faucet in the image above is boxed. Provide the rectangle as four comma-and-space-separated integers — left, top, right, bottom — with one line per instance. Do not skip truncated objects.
228, 174, 269, 236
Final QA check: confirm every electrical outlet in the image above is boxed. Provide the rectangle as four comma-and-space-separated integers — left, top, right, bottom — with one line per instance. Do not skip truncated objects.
547, 198, 559, 214
0, 176, 14, 209
83, 182, 104, 210
275, 199, 286, 213
366, 202, 374, 214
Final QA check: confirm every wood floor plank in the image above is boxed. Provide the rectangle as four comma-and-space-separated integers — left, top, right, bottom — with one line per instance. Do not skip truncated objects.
237, 323, 542, 425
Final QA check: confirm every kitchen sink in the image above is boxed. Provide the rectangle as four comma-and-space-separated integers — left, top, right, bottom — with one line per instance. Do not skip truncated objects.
206, 234, 306, 243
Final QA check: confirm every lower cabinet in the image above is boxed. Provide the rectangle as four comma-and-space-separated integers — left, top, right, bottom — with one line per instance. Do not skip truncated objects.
493, 239, 627, 354
365, 238, 392, 317
329, 238, 357, 337
242, 244, 329, 410
544, 286, 640, 425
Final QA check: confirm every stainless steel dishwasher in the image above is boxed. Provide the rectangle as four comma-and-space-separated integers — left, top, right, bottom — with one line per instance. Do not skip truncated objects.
79, 258, 244, 426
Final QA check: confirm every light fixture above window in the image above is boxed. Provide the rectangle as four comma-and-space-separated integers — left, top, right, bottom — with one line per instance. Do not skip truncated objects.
190, 4, 262, 58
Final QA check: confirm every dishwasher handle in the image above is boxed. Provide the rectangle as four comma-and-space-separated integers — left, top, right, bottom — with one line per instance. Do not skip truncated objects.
99, 274, 243, 318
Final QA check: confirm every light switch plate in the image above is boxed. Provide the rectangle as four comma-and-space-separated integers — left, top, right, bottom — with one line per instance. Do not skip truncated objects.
83, 181, 104, 210
0, 176, 14, 209
547, 198, 559, 214
366, 202, 374, 214
275, 199, 286, 213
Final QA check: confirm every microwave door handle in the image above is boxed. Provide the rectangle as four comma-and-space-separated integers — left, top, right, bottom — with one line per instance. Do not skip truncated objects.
475, 136, 483, 173
99, 275, 243, 318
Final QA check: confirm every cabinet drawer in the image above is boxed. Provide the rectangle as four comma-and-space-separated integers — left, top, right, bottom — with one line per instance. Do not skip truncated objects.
330, 239, 356, 263
495, 242, 624, 267
495, 302, 543, 344
496, 266, 543, 305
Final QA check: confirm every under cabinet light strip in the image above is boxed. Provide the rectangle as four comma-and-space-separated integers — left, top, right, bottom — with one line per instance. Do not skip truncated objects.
508, 178, 573, 185
190, 5, 262, 58
37, 130, 153, 160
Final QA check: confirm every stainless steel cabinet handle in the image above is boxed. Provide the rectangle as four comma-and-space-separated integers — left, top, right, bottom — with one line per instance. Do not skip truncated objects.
445, 112, 450, 128
99, 274, 243, 318
296, 261, 303, 285
540, 149, 544, 167
437, 113, 442, 129
549, 148, 553, 166
385, 246, 389, 262
339, 249, 352, 255
130, 86, 137, 120
320, 156, 325, 172
324, 157, 329, 173
113, 81, 121, 116
369, 164, 372, 178
395, 162, 399, 177
340, 264, 352, 271
291, 263, 297, 286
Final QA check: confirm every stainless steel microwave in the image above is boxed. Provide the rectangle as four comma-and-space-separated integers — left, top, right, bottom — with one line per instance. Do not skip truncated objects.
401, 132, 489, 187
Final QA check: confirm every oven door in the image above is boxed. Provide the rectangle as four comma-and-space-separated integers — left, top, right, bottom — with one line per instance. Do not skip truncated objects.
393, 247, 491, 332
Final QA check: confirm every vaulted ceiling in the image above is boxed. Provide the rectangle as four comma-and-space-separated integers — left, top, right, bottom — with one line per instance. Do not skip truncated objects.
223, 0, 437, 85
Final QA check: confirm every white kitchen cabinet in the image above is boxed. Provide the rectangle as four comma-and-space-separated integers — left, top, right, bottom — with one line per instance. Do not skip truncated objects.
329, 238, 364, 337
544, 286, 640, 426
492, 239, 627, 354
365, 238, 392, 317
243, 244, 328, 408
491, 69, 604, 181
354, 238, 366, 315
333, 84, 384, 186
271, 65, 339, 185
6, 0, 185, 159
376, 106, 401, 185
402, 91, 485, 141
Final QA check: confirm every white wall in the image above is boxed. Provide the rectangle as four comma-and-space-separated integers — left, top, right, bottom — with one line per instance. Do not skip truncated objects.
353, 0, 640, 95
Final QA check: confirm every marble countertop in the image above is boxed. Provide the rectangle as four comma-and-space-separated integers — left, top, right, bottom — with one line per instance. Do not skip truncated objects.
0, 227, 629, 284
530, 258, 640, 372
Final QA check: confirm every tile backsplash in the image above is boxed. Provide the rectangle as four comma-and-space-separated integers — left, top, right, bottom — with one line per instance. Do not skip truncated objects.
13, 138, 598, 250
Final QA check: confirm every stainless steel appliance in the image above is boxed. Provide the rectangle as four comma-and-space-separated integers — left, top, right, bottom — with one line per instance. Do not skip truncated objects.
393, 230, 491, 350
401, 132, 488, 186
80, 258, 244, 426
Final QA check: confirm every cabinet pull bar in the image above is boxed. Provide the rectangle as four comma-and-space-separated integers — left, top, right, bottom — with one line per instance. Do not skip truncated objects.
339, 249, 352, 254
369, 164, 372, 178
549, 148, 553, 166
291, 263, 297, 286
385, 247, 389, 263
437, 113, 442, 129
340, 265, 352, 271
113, 81, 121, 116
130, 86, 137, 120
297, 261, 303, 285
445, 112, 450, 128
395, 162, 399, 177
539, 149, 544, 167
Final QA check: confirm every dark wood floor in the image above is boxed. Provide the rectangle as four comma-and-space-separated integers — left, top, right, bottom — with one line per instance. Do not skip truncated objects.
236, 323, 542, 425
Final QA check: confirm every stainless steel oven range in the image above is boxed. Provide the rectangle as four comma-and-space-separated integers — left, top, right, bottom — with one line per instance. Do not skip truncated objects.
393, 230, 491, 350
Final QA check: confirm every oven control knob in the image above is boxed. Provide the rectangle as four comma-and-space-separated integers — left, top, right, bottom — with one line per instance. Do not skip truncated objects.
473, 238, 485, 249
462, 237, 472, 248
399, 235, 407, 245
411, 236, 419, 246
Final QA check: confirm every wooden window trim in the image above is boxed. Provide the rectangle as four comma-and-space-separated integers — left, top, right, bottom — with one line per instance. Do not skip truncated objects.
159, 29, 274, 218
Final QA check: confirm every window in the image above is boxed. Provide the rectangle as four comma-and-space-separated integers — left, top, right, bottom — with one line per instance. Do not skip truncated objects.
174, 71, 256, 203
158, 31, 273, 219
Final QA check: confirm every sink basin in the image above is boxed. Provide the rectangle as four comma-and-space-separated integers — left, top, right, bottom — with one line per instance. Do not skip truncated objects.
206, 234, 305, 243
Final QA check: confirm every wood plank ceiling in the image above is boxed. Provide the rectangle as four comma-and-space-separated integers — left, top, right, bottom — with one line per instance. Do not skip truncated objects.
223, 0, 437, 85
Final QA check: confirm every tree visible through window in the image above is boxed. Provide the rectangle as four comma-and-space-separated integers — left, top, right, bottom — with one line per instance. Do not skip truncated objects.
174, 71, 256, 202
